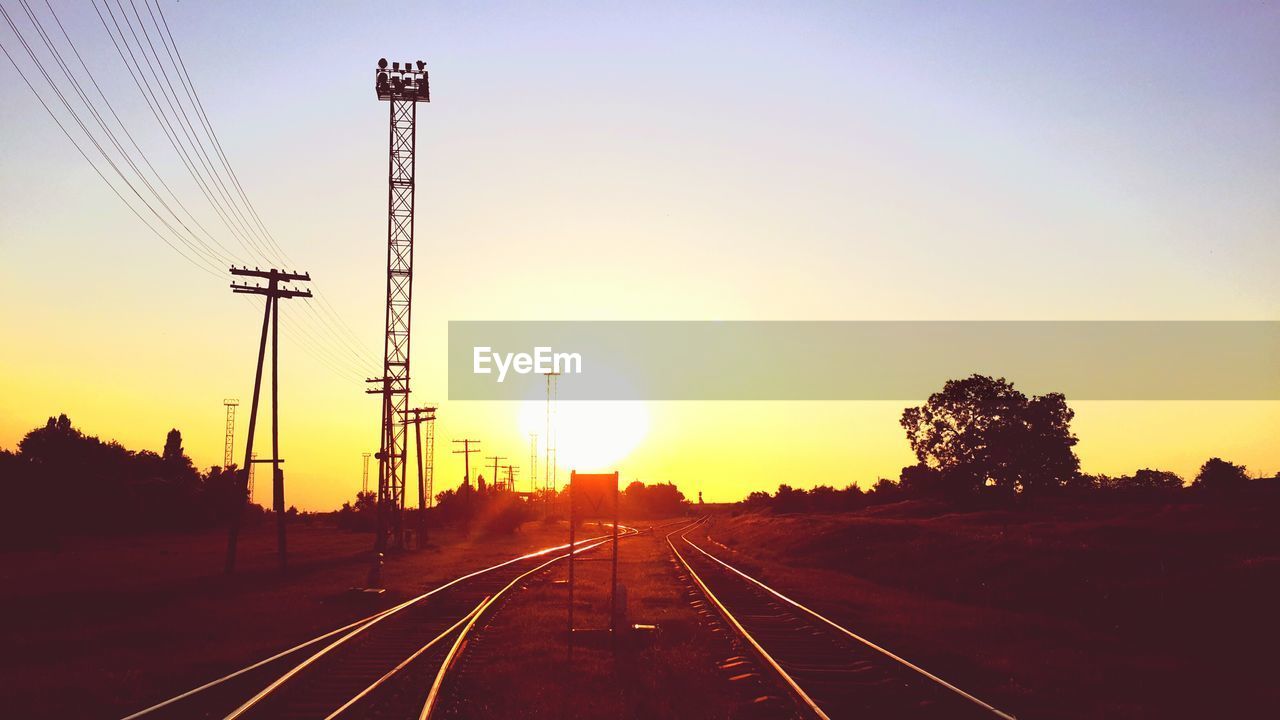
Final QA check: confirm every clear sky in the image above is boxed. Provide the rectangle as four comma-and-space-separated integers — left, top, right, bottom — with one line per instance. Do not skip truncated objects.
2, 1, 1277, 508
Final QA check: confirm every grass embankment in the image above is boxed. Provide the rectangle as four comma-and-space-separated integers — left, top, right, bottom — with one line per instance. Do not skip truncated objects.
0, 519, 573, 719
703, 500, 1280, 719
439, 519, 750, 719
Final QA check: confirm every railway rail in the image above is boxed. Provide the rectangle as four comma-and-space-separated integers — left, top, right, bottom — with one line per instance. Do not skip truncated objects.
120, 529, 631, 720
418, 516, 704, 719
668, 521, 1017, 720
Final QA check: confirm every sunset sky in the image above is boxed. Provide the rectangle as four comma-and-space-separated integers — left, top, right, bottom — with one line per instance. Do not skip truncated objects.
2, 1, 1277, 508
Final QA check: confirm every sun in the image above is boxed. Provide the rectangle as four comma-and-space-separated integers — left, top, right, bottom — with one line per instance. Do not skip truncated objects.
518, 400, 649, 472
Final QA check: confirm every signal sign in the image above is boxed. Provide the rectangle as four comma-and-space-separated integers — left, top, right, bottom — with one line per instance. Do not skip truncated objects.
567, 471, 620, 658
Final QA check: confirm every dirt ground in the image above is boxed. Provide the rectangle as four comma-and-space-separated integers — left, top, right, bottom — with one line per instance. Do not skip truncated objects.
701, 501, 1280, 719
0, 518, 580, 719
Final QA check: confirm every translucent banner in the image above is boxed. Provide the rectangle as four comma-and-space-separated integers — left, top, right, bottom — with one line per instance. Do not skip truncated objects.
447, 321, 1280, 400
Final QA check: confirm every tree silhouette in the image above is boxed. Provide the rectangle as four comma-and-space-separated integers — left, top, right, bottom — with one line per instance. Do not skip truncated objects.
161, 428, 198, 486
900, 375, 1080, 495
2, 415, 247, 544
772, 484, 808, 513
867, 477, 901, 502
1096, 468, 1184, 491
899, 463, 945, 495
1193, 457, 1249, 491
1130, 468, 1183, 490
162, 429, 184, 463
621, 480, 689, 517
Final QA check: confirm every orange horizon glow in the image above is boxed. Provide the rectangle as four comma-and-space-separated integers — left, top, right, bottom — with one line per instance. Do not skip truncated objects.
2, 3, 1277, 510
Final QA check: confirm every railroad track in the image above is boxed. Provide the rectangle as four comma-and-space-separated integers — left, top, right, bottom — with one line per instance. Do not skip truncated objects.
669, 522, 1016, 720
121, 529, 631, 720
419, 516, 704, 719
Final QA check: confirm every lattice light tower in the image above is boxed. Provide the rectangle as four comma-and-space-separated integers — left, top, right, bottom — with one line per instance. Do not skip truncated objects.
222, 399, 239, 469
424, 411, 436, 508
248, 452, 257, 500
529, 432, 538, 496
368, 57, 429, 553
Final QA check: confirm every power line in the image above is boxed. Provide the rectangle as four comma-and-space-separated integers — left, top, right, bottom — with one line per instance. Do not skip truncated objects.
103, 0, 269, 260
97, 0, 376, 379
110, 0, 380, 371
0, 30, 220, 278
42, 0, 232, 262
15, 0, 234, 269
4, 0, 382, 381
1, 2, 222, 270
88, 0, 266, 264
145, 0, 287, 263
145, 0, 377, 368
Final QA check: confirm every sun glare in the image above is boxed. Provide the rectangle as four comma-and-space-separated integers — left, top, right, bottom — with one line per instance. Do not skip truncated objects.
518, 400, 649, 472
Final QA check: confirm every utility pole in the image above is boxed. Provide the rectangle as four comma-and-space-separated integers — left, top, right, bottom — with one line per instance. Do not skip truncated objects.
222, 399, 239, 469
366, 375, 405, 550
486, 455, 506, 493
361, 452, 371, 494
544, 371, 559, 510
503, 465, 519, 492
404, 406, 436, 546
368, 57, 430, 556
224, 266, 311, 574
452, 439, 480, 489
529, 432, 538, 497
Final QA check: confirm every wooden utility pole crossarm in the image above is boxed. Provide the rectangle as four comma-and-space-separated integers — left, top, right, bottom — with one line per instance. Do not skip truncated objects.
224, 266, 311, 575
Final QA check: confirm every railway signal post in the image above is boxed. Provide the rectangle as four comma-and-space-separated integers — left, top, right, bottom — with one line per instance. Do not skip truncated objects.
567, 471, 621, 659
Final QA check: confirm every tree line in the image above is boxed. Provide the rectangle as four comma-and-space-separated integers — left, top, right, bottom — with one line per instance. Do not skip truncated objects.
0, 414, 263, 548
744, 375, 1274, 513
0, 413, 693, 547
336, 476, 690, 536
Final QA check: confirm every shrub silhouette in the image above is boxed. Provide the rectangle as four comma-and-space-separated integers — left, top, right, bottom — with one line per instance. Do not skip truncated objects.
1193, 457, 1249, 492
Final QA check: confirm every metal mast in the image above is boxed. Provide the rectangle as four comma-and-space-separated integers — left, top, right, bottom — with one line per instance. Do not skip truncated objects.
544, 372, 559, 500
368, 58, 430, 553
222, 399, 239, 469
529, 432, 538, 496
424, 412, 436, 507
544, 372, 560, 497
248, 452, 257, 501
